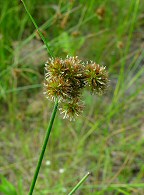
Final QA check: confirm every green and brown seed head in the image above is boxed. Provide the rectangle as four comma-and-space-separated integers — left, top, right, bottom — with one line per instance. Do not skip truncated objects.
45, 57, 65, 78
59, 98, 84, 121
44, 77, 71, 101
85, 62, 109, 94
44, 56, 109, 120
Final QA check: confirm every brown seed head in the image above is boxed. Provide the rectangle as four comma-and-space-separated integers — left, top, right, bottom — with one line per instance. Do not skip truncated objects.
44, 56, 109, 120
85, 62, 109, 94
59, 98, 84, 121
44, 77, 71, 101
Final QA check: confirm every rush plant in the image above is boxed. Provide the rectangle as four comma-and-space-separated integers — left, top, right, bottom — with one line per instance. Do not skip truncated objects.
21, 0, 109, 194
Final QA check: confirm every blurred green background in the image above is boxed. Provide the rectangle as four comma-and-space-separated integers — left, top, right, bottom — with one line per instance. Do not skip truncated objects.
0, 0, 144, 194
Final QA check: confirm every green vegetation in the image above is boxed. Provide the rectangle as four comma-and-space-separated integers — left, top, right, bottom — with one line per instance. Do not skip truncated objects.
0, 0, 144, 194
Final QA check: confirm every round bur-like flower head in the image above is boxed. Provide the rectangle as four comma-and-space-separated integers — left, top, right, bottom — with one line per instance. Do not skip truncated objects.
85, 62, 108, 94
44, 77, 71, 101
59, 99, 84, 121
44, 56, 109, 120
45, 58, 65, 78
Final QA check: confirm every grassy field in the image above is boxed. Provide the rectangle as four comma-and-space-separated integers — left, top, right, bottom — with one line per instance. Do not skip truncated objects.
0, 0, 144, 194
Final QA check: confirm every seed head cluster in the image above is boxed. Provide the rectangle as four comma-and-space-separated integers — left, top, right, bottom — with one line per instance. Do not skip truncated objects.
44, 56, 108, 120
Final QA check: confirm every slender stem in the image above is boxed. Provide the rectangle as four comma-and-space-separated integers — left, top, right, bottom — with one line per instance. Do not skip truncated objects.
21, 0, 53, 58
68, 172, 90, 195
21, 1, 57, 194
28, 100, 58, 195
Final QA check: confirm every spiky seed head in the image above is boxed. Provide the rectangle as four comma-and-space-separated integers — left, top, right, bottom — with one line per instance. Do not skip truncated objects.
45, 57, 65, 78
44, 77, 71, 101
59, 98, 84, 121
85, 62, 109, 94
44, 56, 109, 120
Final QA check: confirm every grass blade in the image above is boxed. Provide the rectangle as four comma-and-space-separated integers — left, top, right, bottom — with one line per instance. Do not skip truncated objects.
68, 172, 90, 195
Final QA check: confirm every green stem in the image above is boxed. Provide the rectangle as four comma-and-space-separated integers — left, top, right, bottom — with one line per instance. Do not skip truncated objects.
68, 172, 90, 195
28, 100, 58, 195
21, 0, 53, 58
